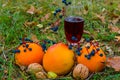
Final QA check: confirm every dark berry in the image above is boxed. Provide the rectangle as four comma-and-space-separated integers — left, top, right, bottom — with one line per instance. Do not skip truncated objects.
62, 0, 66, 3
20, 42, 23, 45
53, 12, 57, 16
96, 48, 100, 51
71, 36, 78, 41
52, 41, 56, 44
24, 38, 33, 42
90, 50, 95, 56
77, 47, 82, 51
50, 26, 58, 32
12, 50, 20, 53
69, 45, 73, 49
68, 2, 71, 5
46, 39, 51, 43
19, 38, 22, 40
26, 44, 29, 48
99, 53, 103, 57
85, 38, 90, 42
65, 2, 68, 6
41, 43, 47, 51
24, 49, 27, 52
56, 8, 61, 13
87, 55, 91, 60
86, 46, 90, 49
29, 48, 32, 51
59, 15, 63, 19
76, 50, 81, 56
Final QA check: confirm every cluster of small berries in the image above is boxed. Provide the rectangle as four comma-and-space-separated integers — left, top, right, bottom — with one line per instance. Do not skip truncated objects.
12, 38, 33, 53
68, 38, 103, 60
62, 0, 71, 6
41, 39, 56, 51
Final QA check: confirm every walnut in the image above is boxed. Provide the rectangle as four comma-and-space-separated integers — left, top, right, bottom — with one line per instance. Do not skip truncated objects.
73, 64, 89, 79
35, 72, 47, 79
27, 63, 43, 74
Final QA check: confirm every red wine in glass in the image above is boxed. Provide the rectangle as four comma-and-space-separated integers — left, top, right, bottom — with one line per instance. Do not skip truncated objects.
64, 16, 84, 45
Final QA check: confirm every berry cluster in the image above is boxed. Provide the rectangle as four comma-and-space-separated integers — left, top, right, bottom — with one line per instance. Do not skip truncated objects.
12, 38, 33, 54
53, 8, 61, 16
50, 26, 58, 32
41, 39, 56, 51
83, 40, 103, 60
62, 0, 71, 6
71, 36, 78, 41
68, 38, 104, 60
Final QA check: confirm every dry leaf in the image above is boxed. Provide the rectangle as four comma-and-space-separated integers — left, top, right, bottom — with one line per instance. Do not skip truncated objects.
105, 45, 114, 56
37, 24, 43, 28
40, 13, 51, 22
83, 10, 88, 15
95, 14, 105, 24
31, 34, 40, 43
24, 21, 37, 27
108, 24, 120, 34
106, 56, 120, 71
27, 6, 36, 14
44, 13, 51, 20
83, 30, 90, 34
115, 36, 120, 42
53, 19, 61, 27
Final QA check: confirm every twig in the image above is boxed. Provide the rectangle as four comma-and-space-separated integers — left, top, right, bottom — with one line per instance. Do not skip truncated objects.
2, 45, 7, 61
86, 73, 94, 80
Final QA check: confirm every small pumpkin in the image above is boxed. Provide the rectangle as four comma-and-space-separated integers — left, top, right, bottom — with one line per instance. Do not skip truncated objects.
77, 42, 106, 72
14, 42, 44, 66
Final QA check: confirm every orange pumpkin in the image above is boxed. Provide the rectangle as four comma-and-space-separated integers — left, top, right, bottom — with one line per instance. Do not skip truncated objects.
77, 43, 106, 72
15, 42, 44, 66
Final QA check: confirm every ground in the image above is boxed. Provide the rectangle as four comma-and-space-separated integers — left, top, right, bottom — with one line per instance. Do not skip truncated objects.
0, 0, 120, 80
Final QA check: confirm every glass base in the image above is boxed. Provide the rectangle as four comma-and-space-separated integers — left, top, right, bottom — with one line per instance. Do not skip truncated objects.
68, 41, 80, 47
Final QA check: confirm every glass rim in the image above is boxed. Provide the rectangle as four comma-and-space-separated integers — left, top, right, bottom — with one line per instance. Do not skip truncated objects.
64, 16, 84, 23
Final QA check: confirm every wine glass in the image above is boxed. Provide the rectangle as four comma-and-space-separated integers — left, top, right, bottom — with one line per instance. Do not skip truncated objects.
64, 5, 84, 46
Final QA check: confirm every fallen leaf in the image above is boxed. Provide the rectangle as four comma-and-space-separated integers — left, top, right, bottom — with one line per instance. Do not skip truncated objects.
27, 6, 36, 14
115, 36, 120, 42
95, 14, 105, 24
105, 45, 114, 56
83, 30, 90, 34
53, 19, 61, 27
83, 10, 88, 15
106, 56, 120, 71
31, 34, 40, 43
40, 13, 51, 22
118, 4, 120, 9
108, 24, 120, 34
44, 13, 51, 20
37, 24, 43, 28
24, 21, 37, 27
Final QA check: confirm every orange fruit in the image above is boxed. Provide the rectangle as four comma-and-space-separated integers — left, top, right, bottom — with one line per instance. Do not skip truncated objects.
15, 42, 44, 66
43, 43, 74, 75
77, 44, 106, 72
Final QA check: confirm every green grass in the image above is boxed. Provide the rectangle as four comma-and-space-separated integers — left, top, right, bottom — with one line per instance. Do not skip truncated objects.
0, 0, 120, 80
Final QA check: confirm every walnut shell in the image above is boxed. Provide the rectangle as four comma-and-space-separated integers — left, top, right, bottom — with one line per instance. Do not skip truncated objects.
27, 63, 43, 74
73, 64, 89, 79
35, 72, 47, 79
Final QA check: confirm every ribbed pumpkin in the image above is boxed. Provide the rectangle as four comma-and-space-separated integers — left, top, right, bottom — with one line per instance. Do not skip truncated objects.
77, 43, 106, 72
15, 42, 44, 66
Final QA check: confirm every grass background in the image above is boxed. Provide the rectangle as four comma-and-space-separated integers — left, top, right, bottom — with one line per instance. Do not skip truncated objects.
0, 0, 120, 80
